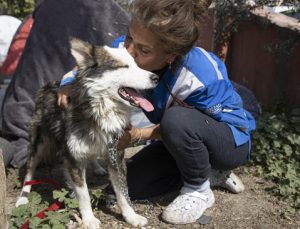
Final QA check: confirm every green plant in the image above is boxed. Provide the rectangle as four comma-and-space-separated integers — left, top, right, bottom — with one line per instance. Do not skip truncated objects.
9, 189, 78, 229
91, 189, 109, 209
9, 187, 110, 228
251, 109, 300, 214
0, 0, 35, 19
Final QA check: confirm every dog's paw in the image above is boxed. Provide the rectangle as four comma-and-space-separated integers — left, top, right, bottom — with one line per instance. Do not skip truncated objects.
125, 213, 148, 227
16, 196, 29, 207
83, 216, 101, 229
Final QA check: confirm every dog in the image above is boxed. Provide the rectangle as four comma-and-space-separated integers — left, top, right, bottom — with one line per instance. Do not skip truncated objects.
15, 38, 159, 228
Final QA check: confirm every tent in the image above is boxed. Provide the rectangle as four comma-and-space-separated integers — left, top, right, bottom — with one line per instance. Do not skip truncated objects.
0, 15, 33, 78
0, 15, 21, 66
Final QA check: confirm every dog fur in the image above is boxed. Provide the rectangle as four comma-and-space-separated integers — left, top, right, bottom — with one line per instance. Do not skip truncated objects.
16, 38, 158, 228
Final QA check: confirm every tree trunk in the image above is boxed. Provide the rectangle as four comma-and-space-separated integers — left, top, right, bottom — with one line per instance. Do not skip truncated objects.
0, 150, 7, 228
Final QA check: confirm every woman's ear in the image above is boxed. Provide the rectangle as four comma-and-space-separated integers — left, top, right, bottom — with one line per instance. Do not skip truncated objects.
166, 53, 178, 64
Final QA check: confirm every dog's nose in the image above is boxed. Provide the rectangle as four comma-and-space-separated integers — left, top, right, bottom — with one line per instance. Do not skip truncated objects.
151, 74, 159, 84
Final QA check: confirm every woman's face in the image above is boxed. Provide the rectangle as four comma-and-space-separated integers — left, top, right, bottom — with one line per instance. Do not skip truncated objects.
125, 18, 176, 72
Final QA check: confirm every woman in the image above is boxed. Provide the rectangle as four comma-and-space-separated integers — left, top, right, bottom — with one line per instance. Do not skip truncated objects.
59, 0, 256, 224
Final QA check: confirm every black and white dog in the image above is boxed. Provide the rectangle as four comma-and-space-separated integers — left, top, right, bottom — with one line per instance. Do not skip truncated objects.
16, 38, 158, 228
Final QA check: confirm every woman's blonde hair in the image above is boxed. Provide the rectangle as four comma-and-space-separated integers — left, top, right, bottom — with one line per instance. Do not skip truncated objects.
129, 0, 212, 56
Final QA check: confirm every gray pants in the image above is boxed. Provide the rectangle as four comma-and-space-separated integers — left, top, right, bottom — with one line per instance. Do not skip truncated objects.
127, 106, 249, 200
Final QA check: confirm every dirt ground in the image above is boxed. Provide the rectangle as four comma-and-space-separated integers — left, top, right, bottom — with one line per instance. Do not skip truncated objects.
5, 147, 300, 229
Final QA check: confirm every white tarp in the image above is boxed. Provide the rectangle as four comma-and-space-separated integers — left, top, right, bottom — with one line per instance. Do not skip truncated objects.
0, 15, 21, 66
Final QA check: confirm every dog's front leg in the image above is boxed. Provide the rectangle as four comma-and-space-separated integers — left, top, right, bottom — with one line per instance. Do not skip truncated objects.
108, 153, 148, 227
65, 158, 101, 229
16, 155, 41, 207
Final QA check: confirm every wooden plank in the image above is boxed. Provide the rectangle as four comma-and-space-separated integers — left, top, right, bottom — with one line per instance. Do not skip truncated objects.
0, 149, 7, 228
251, 6, 300, 33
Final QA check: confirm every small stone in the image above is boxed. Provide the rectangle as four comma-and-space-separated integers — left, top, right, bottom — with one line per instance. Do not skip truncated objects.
197, 215, 213, 225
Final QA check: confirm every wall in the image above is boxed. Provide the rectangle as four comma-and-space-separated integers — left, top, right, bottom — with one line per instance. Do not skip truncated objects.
196, 7, 300, 108
225, 19, 300, 108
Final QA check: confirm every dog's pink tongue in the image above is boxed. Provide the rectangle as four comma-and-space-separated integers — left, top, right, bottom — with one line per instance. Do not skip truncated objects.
125, 88, 154, 112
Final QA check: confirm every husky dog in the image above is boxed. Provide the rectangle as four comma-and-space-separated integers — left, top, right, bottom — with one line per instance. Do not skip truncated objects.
16, 38, 159, 228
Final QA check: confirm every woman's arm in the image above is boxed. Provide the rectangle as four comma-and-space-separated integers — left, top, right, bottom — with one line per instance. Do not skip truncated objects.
140, 124, 161, 141
57, 67, 78, 108
57, 85, 73, 108
117, 124, 161, 150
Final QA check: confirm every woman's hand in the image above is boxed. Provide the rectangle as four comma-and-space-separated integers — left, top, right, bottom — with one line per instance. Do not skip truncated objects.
117, 125, 142, 150
57, 85, 72, 109
117, 124, 161, 150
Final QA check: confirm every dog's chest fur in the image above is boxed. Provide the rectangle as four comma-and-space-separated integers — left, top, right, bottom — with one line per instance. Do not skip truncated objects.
33, 81, 130, 162
67, 84, 131, 160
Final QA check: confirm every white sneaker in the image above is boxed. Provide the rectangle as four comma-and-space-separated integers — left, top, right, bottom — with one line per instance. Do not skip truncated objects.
210, 170, 245, 194
162, 186, 215, 224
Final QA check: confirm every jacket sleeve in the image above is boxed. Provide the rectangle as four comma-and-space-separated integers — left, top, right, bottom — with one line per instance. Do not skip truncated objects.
184, 80, 237, 120
59, 69, 78, 87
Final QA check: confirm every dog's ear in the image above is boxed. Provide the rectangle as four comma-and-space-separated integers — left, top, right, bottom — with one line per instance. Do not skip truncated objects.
69, 37, 94, 67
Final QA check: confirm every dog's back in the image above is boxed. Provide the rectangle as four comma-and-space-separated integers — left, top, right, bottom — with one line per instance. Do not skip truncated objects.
29, 81, 66, 164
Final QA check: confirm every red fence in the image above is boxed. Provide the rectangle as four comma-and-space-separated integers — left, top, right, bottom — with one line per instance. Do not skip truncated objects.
197, 9, 300, 108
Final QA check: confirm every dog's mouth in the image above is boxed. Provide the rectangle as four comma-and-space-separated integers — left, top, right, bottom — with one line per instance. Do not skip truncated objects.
118, 87, 154, 112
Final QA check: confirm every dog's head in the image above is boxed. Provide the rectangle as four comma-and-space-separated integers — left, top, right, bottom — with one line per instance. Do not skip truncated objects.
69, 38, 159, 112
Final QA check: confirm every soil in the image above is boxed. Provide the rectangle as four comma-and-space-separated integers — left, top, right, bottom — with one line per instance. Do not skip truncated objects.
4, 146, 300, 229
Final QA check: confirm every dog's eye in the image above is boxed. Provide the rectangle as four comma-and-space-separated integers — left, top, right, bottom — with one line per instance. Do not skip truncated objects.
107, 64, 129, 71
91, 62, 98, 69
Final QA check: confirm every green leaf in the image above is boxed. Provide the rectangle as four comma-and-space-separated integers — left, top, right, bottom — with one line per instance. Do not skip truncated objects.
65, 198, 79, 209
273, 140, 281, 148
11, 204, 30, 218
92, 189, 104, 199
46, 211, 71, 225
53, 224, 67, 229
293, 135, 300, 145
14, 179, 22, 189
8, 224, 18, 229
28, 192, 42, 205
11, 217, 27, 227
53, 189, 69, 202
29, 217, 43, 228
286, 135, 295, 144
283, 145, 293, 156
